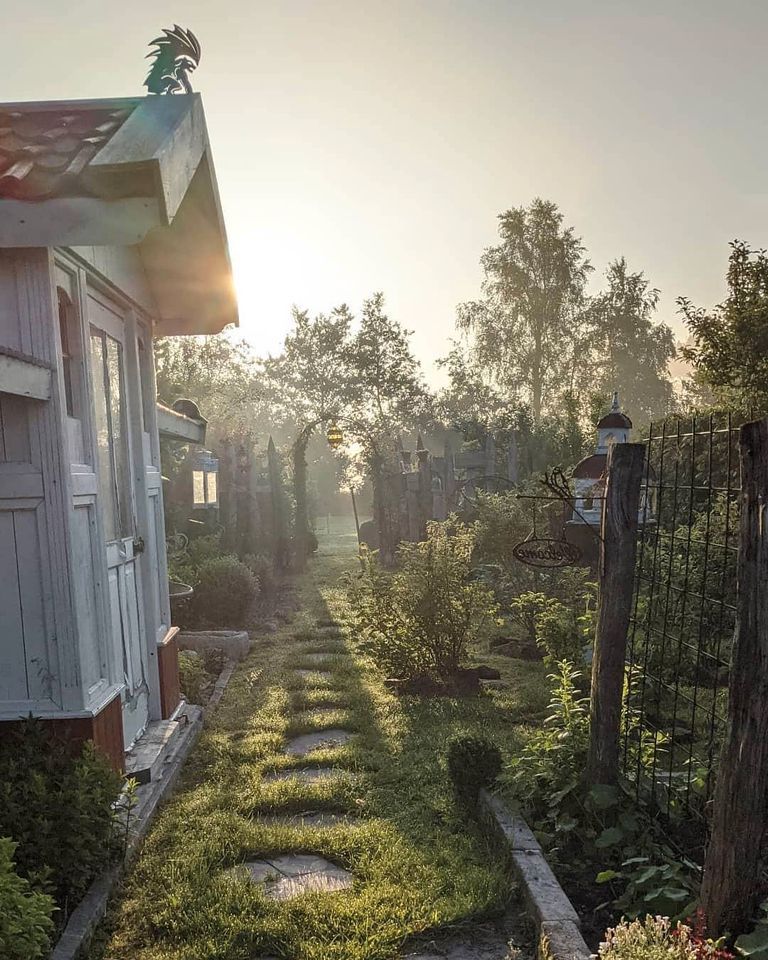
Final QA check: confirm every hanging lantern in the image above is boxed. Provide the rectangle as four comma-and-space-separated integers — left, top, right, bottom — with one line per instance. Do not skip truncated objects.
191, 449, 219, 509
326, 423, 344, 451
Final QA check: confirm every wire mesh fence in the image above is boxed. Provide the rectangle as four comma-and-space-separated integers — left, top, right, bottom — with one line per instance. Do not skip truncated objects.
622, 412, 744, 850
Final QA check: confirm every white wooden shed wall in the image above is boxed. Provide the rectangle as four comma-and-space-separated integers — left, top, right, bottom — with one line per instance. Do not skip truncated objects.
0, 245, 172, 737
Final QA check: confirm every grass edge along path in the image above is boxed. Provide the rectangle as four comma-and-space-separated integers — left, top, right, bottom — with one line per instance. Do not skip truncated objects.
90, 533, 549, 960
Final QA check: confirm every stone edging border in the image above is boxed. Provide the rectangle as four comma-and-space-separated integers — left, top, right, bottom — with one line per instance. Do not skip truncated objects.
478, 789, 593, 960
51, 658, 238, 960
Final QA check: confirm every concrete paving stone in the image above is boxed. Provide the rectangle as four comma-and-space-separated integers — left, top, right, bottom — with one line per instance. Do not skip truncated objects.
302, 652, 339, 665
262, 766, 349, 784
233, 854, 352, 901
285, 729, 354, 756
262, 810, 353, 828
294, 669, 333, 680
403, 919, 524, 959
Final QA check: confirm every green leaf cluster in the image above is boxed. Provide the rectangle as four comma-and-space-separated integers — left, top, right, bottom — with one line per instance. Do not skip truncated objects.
0, 718, 122, 926
0, 837, 55, 960
351, 519, 497, 682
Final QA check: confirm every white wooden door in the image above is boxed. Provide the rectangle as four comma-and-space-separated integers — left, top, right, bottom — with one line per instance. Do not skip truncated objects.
88, 300, 149, 748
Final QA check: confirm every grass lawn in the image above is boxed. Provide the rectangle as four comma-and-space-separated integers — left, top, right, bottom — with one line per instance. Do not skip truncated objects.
90, 529, 549, 960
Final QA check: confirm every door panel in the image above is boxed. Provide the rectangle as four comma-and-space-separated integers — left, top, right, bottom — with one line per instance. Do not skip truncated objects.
88, 293, 149, 749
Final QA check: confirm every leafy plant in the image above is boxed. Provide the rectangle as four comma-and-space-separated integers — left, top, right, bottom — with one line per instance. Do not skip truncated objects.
178, 650, 209, 704
0, 719, 122, 924
599, 915, 733, 960
0, 837, 55, 960
351, 519, 497, 682
184, 555, 259, 628
447, 735, 502, 803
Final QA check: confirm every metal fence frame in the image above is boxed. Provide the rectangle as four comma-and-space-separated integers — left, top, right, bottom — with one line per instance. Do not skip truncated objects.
622, 412, 744, 842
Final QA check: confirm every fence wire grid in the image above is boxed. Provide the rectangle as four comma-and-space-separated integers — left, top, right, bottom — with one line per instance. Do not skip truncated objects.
622, 412, 744, 842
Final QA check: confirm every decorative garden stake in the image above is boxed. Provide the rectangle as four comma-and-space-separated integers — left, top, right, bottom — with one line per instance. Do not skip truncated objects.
145, 26, 201, 95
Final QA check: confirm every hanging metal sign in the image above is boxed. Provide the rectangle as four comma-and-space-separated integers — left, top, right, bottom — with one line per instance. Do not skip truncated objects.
512, 537, 582, 568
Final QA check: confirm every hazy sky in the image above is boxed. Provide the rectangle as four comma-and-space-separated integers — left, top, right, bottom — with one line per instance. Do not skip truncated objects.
4, 1, 768, 382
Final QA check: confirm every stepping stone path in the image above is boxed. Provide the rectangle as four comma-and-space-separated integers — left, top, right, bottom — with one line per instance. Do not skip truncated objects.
295, 669, 333, 680
263, 811, 352, 828
233, 854, 352, 900
263, 766, 349, 784
285, 728, 354, 756
302, 652, 337, 665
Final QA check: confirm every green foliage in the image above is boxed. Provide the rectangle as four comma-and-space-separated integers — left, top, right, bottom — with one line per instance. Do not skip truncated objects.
178, 651, 209, 704
587, 257, 676, 423
0, 719, 122, 922
351, 519, 497, 681
502, 662, 698, 919
599, 916, 732, 960
680, 240, 768, 413
447, 735, 502, 802
736, 901, 768, 959
456, 198, 592, 425
0, 837, 55, 960
183, 555, 259, 628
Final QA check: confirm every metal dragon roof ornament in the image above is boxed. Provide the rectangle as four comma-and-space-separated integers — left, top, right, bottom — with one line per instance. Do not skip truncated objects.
145, 25, 201, 95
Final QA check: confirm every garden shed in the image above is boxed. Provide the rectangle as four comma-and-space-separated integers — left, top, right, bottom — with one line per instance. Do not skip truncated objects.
0, 93, 237, 769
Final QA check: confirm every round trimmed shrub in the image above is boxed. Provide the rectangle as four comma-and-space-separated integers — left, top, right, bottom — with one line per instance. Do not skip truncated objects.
186, 555, 259, 627
447, 735, 502, 802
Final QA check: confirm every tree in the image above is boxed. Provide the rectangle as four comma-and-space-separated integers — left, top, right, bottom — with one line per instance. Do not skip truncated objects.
456, 199, 592, 425
266, 305, 358, 566
680, 240, 768, 413
588, 258, 675, 424
348, 293, 431, 564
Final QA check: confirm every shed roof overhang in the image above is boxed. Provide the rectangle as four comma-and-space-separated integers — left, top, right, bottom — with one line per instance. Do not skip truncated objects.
156, 401, 207, 444
0, 94, 238, 335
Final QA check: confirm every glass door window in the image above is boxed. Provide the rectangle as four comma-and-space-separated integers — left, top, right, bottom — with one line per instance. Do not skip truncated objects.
90, 329, 132, 542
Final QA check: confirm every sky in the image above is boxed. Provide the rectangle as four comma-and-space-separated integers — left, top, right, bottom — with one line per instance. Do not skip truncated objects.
4, 0, 768, 383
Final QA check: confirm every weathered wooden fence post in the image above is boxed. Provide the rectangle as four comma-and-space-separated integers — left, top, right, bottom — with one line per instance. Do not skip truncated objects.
587, 442, 645, 786
701, 418, 768, 936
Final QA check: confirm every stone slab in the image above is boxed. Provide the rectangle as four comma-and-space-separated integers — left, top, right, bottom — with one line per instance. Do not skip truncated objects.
295, 669, 333, 680
403, 919, 523, 959
263, 766, 348, 784
233, 854, 352, 901
125, 719, 182, 785
285, 729, 354, 756
263, 811, 352, 828
512, 850, 580, 926
539, 921, 592, 960
178, 630, 251, 661
480, 790, 540, 851
302, 652, 338, 665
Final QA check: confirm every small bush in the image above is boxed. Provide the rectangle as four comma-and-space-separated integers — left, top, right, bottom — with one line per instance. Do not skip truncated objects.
186, 555, 259, 627
0, 719, 122, 923
351, 519, 497, 683
0, 837, 56, 960
447, 735, 502, 802
243, 552, 276, 598
178, 650, 208, 704
598, 915, 732, 960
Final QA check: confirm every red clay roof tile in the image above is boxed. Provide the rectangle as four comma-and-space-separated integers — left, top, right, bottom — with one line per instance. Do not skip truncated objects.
0, 105, 135, 200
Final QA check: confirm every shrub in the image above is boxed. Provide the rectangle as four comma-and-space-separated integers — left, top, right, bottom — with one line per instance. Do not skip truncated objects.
243, 552, 277, 597
447, 735, 502, 802
351, 519, 497, 682
598, 915, 732, 960
178, 650, 208, 704
186, 555, 259, 627
0, 837, 55, 960
0, 719, 122, 922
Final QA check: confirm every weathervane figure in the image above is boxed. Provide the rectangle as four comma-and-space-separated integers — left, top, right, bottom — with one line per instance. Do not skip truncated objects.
144, 26, 201, 95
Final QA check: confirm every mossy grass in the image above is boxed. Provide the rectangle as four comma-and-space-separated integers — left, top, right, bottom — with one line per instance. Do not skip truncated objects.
90, 534, 547, 960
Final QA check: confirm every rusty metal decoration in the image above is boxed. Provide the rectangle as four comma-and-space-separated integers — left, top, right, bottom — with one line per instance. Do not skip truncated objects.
512, 536, 582, 568
145, 26, 201, 95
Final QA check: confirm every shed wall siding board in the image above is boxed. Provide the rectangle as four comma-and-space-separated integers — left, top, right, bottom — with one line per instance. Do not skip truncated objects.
71, 503, 106, 694
14, 505, 53, 702
0, 511, 27, 699
68, 246, 157, 316
0, 254, 22, 353
12, 250, 83, 710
